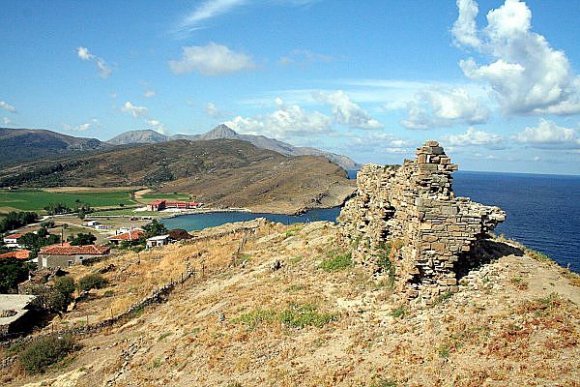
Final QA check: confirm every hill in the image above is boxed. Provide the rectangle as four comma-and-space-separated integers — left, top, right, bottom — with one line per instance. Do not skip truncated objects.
108, 125, 360, 170
0, 128, 107, 169
1, 221, 578, 386
0, 139, 355, 213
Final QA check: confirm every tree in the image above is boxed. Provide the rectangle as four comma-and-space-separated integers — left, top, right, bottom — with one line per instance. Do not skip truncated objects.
0, 211, 38, 233
68, 232, 96, 246
143, 219, 168, 238
44, 203, 71, 216
19, 232, 60, 258
0, 258, 33, 293
37, 227, 49, 238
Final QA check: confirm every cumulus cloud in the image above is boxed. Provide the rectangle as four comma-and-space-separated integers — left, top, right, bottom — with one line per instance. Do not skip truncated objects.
225, 97, 331, 139
444, 127, 503, 147
64, 118, 99, 132
144, 89, 156, 98
121, 101, 148, 118
76, 46, 112, 79
205, 102, 223, 118
2, 117, 11, 125
146, 119, 167, 134
514, 119, 579, 148
345, 132, 413, 154
313, 90, 382, 129
279, 49, 335, 66
453, 0, 580, 115
401, 87, 489, 129
0, 100, 16, 113
169, 43, 256, 76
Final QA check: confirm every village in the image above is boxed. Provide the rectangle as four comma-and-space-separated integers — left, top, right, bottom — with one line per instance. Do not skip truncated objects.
0, 199, 207, 339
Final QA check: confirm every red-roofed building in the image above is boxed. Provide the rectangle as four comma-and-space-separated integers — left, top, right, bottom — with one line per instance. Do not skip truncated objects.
0, 249, 31, 260
146, 200, 202, 212
38, 243, 110, 268
107, 229, 144, 245
3, 233, 24, 248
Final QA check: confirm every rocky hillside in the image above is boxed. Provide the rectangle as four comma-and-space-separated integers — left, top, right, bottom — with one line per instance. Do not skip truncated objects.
0, 128, 107, 169
1, 221, 578, 386
108, 125, 360, 170
0, 139, 355, 213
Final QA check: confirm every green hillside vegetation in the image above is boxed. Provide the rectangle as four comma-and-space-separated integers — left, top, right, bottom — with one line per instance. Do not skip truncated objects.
0, 189, 137, 212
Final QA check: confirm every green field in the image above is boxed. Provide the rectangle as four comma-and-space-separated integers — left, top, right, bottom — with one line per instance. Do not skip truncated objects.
139, 192, 192, 204
0, 189, 138, 212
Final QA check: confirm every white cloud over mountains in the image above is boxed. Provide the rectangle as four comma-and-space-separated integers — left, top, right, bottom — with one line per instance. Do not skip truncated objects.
169, 43, 256, 76
121, 101, 148, 118
76, 46, 112, 79
226, 97, 331, 139
0, 100, 17, 113
453, 0, 580, 115
313, 90, 382, 130
402, 87, 489, 129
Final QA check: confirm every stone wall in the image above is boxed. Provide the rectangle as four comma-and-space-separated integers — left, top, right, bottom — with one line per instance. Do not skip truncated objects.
339, 141, 505, 300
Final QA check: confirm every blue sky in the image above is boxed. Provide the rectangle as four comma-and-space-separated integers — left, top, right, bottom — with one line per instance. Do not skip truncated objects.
1, 0, 579, 174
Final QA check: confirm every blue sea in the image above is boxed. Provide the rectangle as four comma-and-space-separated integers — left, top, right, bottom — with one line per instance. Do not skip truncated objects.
453, 171, 579, 272
162, 171, 579, 272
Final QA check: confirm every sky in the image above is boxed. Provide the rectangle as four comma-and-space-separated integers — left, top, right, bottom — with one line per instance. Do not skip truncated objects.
1, 0, 579, 175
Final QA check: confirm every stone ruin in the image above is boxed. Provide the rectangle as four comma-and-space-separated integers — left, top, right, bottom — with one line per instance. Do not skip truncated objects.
338, 141, 506, 301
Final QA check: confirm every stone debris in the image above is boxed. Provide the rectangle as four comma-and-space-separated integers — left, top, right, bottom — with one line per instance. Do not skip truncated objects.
338, 141, 506, 300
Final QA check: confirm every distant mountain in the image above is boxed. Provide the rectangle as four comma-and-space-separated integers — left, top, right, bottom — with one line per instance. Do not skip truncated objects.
0, 128, 107, 169
107, 129, 169, 145
0, 139, 355, 213
107, 125, 360, 170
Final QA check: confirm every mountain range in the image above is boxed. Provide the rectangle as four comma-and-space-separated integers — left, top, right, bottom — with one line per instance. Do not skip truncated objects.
107, 125, 359, 170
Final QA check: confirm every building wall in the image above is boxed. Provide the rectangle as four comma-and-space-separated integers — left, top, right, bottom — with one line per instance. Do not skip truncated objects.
40, 254, 106, 268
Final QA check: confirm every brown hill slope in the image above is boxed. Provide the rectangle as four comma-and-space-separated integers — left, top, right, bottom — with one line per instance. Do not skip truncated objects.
1, 221, 578, 386
0, 139, 355, 213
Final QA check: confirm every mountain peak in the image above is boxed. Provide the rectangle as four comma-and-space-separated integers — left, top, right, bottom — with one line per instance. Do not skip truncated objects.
108, 129, 168, 145
201, 124, 238, 140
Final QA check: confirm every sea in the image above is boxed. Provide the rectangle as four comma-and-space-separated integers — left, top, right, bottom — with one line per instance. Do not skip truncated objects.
162, 171, 579, 272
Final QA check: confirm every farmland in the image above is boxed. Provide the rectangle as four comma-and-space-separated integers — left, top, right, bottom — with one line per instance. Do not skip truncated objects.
0, 188, 138, 213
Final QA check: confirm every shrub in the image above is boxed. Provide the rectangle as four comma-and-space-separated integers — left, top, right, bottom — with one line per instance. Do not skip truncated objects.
279, 303, 336, 329
54, 276, 75, 296
77, 273, 108, 291
319, 250, 352, 272
19, 335, 79, 374
391, 306, 407, 319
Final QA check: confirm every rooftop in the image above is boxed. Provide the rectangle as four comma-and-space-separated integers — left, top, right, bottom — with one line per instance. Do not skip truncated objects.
108, 229, 144, 241
0, 249, 31, 260
40, 244, 110, 256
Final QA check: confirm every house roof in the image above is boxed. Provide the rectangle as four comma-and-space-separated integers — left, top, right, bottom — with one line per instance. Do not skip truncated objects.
149, 200, 166, 206
3, 233, 24, 240
146, 234, 170, 241
0, 249, 31, 260
107, 229, 144, 241
39, 244, 110, 256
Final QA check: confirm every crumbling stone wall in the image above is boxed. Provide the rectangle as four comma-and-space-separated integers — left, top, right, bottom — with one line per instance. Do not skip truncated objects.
339, 141, 505, 300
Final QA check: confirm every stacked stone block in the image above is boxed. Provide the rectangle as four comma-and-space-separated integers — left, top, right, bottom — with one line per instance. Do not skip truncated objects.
338, 141, 505, 300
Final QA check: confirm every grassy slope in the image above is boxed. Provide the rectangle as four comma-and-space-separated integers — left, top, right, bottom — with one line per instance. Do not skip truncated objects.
3, 222, 578, 386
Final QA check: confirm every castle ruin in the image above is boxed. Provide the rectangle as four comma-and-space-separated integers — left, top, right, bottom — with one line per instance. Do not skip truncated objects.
338, 141, 506, 300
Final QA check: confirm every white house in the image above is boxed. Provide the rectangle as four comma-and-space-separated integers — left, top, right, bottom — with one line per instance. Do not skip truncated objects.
2, 233, 24, 248
146, 235, 171, 248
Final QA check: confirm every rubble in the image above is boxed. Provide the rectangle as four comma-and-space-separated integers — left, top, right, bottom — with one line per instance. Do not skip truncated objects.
338, 141, 506, 300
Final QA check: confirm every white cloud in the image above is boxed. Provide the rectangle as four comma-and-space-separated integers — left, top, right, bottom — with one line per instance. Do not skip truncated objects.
169, 43, 256, 76
144, 89, 156, 98
452, 0, 481, 48
64, 118, 99, 132
514, 119, 579, 148
401, 87, 489, 129
444, 127, 503, 147
225, 97, 331, 139
121, 101, 148, 118
453, 0, 580, 115
205, 102, 223, 118
2, 117, 11, 125
0, 100, 16, 113
279, 49, 335, 66
313, 90, 382, 129
76, 46, 112, 79
146, 119, 167, 134
177, 0, 246, 33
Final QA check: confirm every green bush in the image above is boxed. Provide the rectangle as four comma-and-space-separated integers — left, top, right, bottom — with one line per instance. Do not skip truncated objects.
54, 276, 75, 296
77, 273, 108, 291
319, 250, 352, 272
19, 335, 79, 374
279, 303, 336, 329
